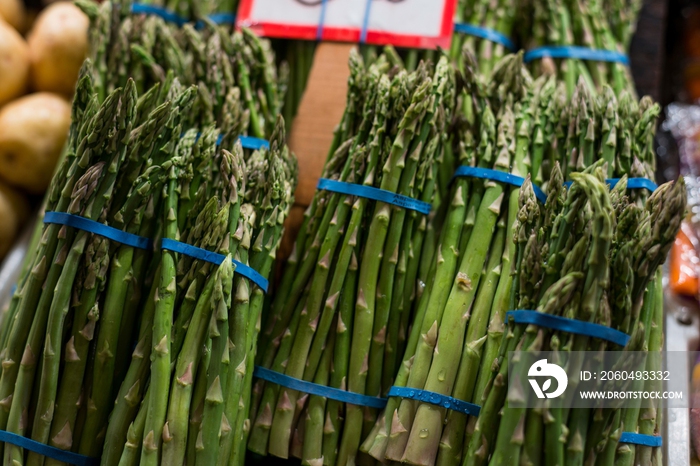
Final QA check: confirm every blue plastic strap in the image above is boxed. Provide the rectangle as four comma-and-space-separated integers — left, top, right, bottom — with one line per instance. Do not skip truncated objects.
253, 366, 388, 408
452, 166, 548, 204
563, 178, 658, 193
317, 179, 432, 215
316, 0, 330, 40
619, 433, 662, 447
44, 212, 153, 250
610, 178, 658, 192
506, 311, 631, 347
453, 23, 516, 52
131, 3, 188, 26
133, 3, 236, 28
206, 12, 236, 25
192, 133, 268, 150
0, 430, 98, 466
388, 387, 481, 417
237, 135, 270, 150
161, 239, 269, 292
360, 0, 372, 43
524, 46, 629, 65
194, 133, 270, 150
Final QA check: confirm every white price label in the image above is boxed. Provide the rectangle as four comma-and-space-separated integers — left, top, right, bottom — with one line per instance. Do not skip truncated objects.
237, 0, 455, 49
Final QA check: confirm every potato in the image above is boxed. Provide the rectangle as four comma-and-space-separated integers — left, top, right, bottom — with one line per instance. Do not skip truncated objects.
27, 2, 89, 96
0, 19, 29, 107
0, 179, 29, 259
0, 93, 71, 194
0, 0, 26, 32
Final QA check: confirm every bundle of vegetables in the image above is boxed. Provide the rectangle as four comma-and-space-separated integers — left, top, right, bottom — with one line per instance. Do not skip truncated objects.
0, 59, 297, 466
276, 41, 316, 132
358, 51, 545, 466
465, 167, 683, 466
247, 49, 457, 465
450, 0, 519, 76
524, 0, 639, 96
77, 0, 282, 139
463, 80, 671, 466
450, 0, 642, 97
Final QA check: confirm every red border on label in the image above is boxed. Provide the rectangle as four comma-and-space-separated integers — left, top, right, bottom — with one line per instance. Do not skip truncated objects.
236, 0, 456, 49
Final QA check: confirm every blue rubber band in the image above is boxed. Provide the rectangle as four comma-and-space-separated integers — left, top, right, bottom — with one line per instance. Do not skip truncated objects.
506, 311, 631, 347
317, 179, 432, 215
0, 430, 98, 466
44, 212, 153, 250
205, 12, 236, 25
524, 46, 629, 65
160, 238, 269, 292
619, 433, 662, 447
132, 3, 237, 28
195, 12, 237, 29
388, 387, 482, 417
360, 0, 372, 43
191, 133, 270, 151
253, 366, 388, 408
316, 0, 330, 40
131, 3, 188, 26
453, 23, 516, 52
236, 135, 270, 150
610, 178, 658, 192
563, 178, 658, 193
452, 166, 548, 204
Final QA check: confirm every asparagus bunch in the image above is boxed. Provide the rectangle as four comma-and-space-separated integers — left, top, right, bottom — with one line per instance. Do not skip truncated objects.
451, 0, 644, 96
464, 165, 684, 466
100, 117, 295, 466
0, 74, 170, 465
78, 0, 282, 137
0, 61, 297, 466
247, 49, 457, 465
356, 51, 549, 466
451, 78, 675, 466
450, 0, 519, 76
525, 0, 638, 96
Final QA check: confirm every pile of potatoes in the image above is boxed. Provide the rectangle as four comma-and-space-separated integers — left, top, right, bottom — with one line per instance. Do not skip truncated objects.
0, 0, 88, 259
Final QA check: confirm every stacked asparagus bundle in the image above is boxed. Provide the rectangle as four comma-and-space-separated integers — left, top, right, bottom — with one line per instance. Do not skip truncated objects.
451, 0, 642, 97
359, 52, 546, 466
524, 0, 639, 96
0, 62, 296, 466
78, 0, 282, 138
102, 117, 295, 466
465, 77, 672, 465
466, 166, 683, 466
450, 0, 518, 76
247, 49, 457, 465
482, 80, 665, 466
277, 41, 316, 132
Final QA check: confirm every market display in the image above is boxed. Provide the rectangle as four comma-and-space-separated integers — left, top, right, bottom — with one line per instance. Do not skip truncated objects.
0, 0, 693, 464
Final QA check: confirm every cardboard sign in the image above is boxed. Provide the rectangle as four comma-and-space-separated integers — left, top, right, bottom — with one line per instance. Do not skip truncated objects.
237, 0, 455, 49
